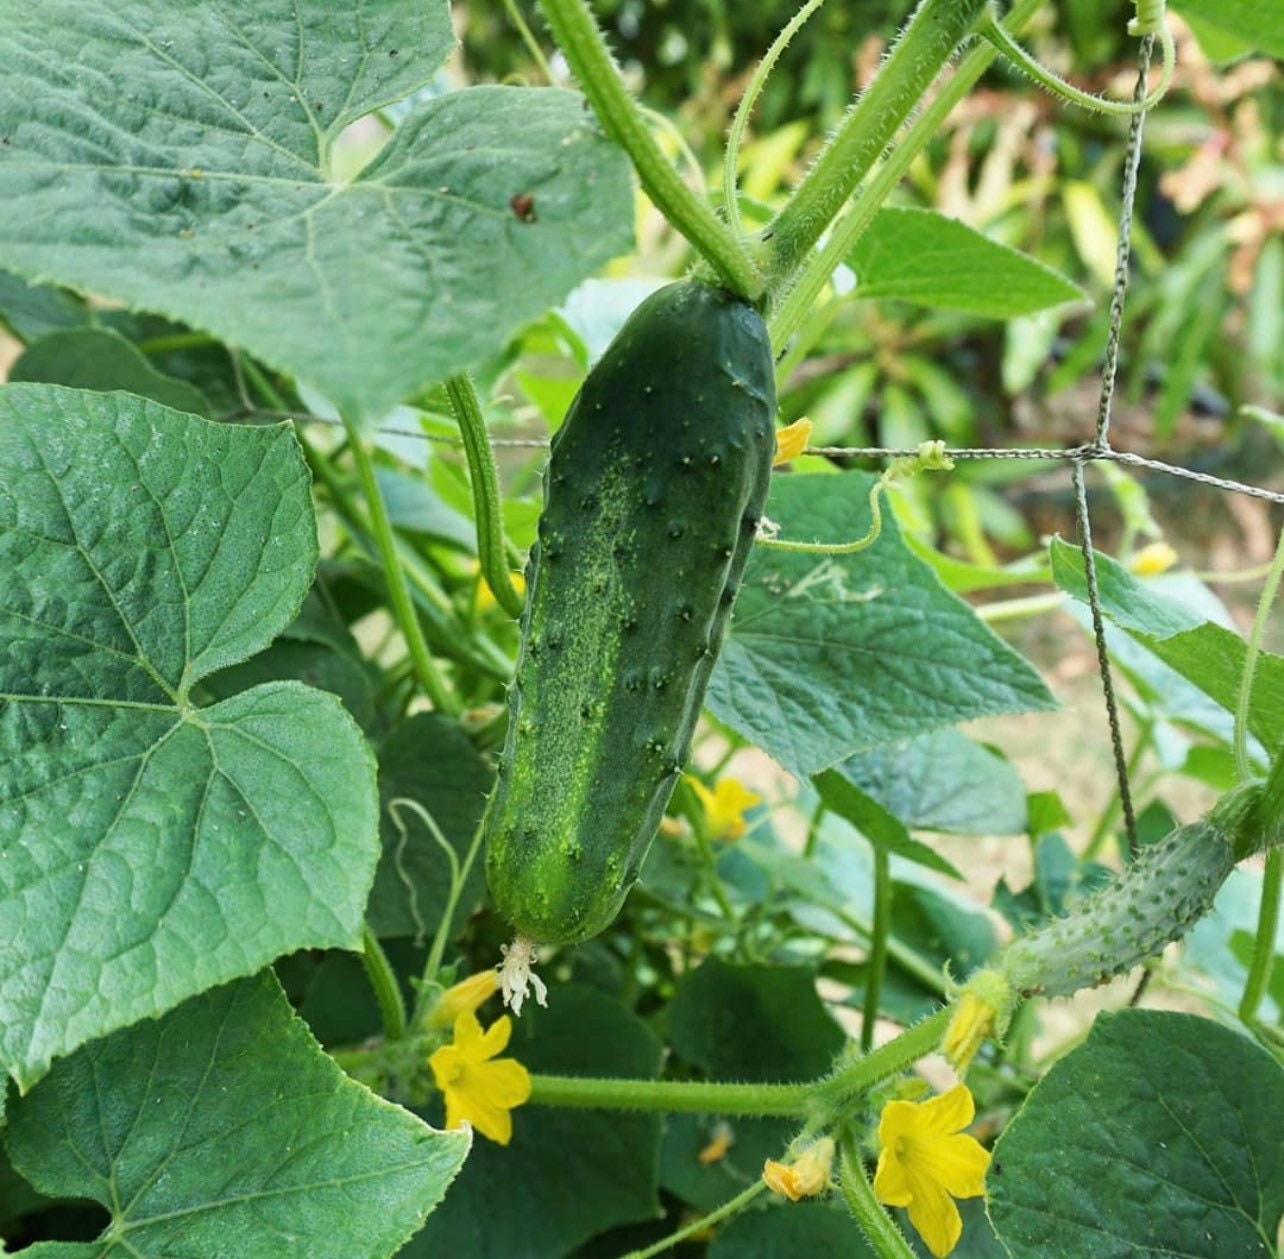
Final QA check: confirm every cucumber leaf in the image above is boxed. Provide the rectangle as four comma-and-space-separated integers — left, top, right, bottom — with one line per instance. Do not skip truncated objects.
1172, 0, 1284, 57
0, 385, 378, 1090
3, 974, 468, 1258
710, 472, 1057, 777
989, 1009, 1284, 1257
10, 328, 211, 418
831, 730, 1028, 837
849, 209, 1084, 318
668, 958, 844, 1082
0, 1, 633, 422
1051, 538, 1284, 757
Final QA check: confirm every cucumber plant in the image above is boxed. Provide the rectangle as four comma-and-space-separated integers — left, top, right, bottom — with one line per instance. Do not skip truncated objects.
0, 2, 1281, 1259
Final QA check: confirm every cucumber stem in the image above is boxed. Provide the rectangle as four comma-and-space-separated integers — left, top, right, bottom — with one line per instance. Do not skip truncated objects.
342, 414, 460, 715
862, 847, 892, 1053
722, 0, 831, 250
444, 374, 526, 620
527, 1073, 814, 1115
621, 1183, 768, 1259
360, 923, 408, 1042
1239, 849, 1281, 1028
978, 6, 1174, 117
768, 0, 1045, 353
765, 0, 989, 293
838, 1132, 918, 1259
537, 0, 764, 299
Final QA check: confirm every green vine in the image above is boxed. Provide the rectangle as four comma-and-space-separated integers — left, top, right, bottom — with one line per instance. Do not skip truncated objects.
537, 0, 764, 299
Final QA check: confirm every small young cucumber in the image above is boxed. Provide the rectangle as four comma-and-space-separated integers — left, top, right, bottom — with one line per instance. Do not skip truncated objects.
484, 281, 776, 946
1003, 783, 1264, 998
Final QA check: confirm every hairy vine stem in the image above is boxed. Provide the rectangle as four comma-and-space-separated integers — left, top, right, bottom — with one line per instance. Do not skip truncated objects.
765, 0, 989, 293
444, 374, 526, 620
769, 0, 1045, 351
341, 414, 460, 715
839, 1132, 917, 1259
537, 0, 764, 299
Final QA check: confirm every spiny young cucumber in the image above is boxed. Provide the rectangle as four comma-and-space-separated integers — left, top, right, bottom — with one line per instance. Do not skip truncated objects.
1003, 782, 1266, 998
484, 280, 776, 950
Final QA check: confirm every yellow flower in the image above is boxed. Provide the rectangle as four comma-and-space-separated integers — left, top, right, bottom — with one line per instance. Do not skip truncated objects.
425, 969, 499, 1030
687, 775, 762, 840
428, 1011, 531, 1145
873, 1084, 990, 1258
1129, 541, 1178, 576
940, 969, 1014, 1074
773, 417, 813, 466
763, 1137, 835, 1201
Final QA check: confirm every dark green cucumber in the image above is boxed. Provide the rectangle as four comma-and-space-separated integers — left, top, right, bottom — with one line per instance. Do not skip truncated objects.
1003, 783, 1263, 998
484, 281, 776, 945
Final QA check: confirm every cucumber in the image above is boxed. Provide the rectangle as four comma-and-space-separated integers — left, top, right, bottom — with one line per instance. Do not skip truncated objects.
484, 281, 775, 946
1002, 783, 1263, 998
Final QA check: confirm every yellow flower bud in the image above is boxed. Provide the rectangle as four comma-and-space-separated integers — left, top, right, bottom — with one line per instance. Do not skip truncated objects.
762, 1137, 835, 1201
773, 418, 812, 466
426, 969, 499, 1030
940, 969, 1014, 1073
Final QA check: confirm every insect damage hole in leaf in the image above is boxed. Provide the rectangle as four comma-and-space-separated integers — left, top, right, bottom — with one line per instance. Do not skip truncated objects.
0, 384, 378, 1091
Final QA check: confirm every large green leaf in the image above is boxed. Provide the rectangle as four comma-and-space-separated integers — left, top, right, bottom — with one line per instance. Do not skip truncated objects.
1172, 0, 1284, 57
834, 730, 1028, 836
1051, 538, 1284, 756
0, 384, 378, 1090
668, 958, 844, 1082
4, 974, 469, 1259
813, 768, 961, 877
849, 209, 1084, 317
989, 1010, 1284, 1257
0, 272, 89, 344
708, 1203, 877, 1257
0, 1, 633, 421
709, 473, 1056, 777
405, 985, 663, 1259
10, 328, 211, 417
366, 713, 494, 941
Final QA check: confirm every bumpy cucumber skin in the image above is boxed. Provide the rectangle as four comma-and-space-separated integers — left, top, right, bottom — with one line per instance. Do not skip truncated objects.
484, 281, 776, 945
1004, 819, 1236, 998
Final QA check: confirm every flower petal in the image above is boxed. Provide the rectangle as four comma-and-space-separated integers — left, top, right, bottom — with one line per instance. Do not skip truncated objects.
479, 1014, 513, 1059
904, 1173, 964, 1259
872, 1146, 912, 1208
479, 1057, 532, 1108
453, 1010, 486, 1055
915, 1132, 990, 1199
918, 1083, 975, 1134
428, 1044, 462, 1091
877, 1098, 918, 1146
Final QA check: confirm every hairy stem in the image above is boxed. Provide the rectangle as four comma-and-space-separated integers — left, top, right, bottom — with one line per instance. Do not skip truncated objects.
527, 1073, 816, 1115
445, 374, 526, 620
769, 0, 1044, 351
342, 414, 459, 715
862, 847, 892, 1052
360, 923, 408, 1042
538, 0, 763, 298
838, 1132, 917, 1259
766, 0, 989, 292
